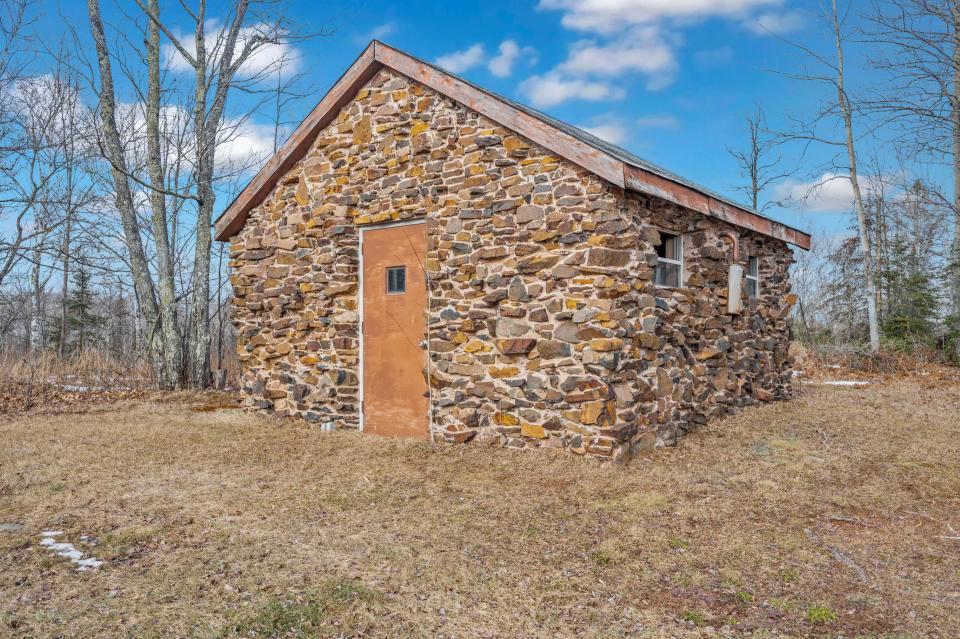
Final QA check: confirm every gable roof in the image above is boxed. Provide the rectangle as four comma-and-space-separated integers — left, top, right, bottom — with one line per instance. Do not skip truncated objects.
214, 41, 811, 250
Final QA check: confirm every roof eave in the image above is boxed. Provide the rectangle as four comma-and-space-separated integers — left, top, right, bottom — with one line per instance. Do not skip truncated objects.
623, 165, 811, 250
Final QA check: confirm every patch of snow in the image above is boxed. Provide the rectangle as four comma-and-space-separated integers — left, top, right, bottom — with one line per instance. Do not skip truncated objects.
74, 557, 103, 569
38, 531, 103, 571
818, 380, 870, 387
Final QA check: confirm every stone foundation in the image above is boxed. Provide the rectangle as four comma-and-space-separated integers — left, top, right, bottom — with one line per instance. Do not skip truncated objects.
228, 68, 797, 460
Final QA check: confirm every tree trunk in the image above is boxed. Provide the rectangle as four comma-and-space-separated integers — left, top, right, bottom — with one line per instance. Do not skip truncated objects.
59, 217, 70, 355
952, 4, 960, 357
87, 0, 167, 382
833, 0, 881, 353
30, 244, 43, 352
145, 0, 184, 388
185, 0, 250, 389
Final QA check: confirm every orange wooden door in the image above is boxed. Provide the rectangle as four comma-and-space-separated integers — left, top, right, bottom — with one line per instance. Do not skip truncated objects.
361, 223, 429, 439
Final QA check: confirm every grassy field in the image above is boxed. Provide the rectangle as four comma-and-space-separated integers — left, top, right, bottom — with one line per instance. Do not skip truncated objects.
1, 381, 958, 638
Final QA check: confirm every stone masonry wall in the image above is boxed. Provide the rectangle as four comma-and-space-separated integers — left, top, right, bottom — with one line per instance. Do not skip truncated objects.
228, 68, 797, 460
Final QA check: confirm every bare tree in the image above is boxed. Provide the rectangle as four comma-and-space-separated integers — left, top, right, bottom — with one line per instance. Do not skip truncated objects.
728, 107, 790, 212
780, 0, 882, 353
87, 0, 173, 385
86, 0, 313, 388
866, 0, 960, 355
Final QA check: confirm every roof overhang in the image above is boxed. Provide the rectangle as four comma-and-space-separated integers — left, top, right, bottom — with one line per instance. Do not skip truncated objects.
214, 41, 811, 250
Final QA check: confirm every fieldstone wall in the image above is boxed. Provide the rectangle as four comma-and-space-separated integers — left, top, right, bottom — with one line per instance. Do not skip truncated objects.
228, 67, 797, 460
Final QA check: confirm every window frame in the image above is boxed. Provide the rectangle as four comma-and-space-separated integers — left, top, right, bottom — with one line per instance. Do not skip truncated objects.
654, 231, 683, 289
745, 255, 759, 299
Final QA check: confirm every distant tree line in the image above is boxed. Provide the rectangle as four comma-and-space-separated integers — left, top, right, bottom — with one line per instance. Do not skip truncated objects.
731, 0, 960, 363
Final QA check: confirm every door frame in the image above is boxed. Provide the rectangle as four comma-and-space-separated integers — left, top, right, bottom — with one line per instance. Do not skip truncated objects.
357, 218, 429, 434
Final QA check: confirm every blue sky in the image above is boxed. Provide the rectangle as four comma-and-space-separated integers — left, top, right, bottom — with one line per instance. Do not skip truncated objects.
38, 0, 904, 241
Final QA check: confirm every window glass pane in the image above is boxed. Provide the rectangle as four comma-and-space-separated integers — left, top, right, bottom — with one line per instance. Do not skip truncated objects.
656, 234, 679, 260
386, 266, 406, 293
654, 261, 680, 288
745, 277, 758, 299
748, 256, 759, 277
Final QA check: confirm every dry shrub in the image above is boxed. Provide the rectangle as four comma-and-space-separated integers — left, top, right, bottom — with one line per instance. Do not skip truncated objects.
0, 348, 153, 388
793, 340, 960, 383
0, 349, 153, 415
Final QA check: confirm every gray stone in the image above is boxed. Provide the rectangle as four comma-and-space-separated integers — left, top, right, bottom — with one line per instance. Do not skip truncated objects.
492, 318, 530, 338
554, 322, 581, 343
508, 277, 529, 302
536, 340, 571, 359
516, 205, 544, 223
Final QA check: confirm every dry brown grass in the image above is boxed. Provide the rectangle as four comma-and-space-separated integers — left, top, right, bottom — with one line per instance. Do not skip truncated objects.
1, 381, 958, 638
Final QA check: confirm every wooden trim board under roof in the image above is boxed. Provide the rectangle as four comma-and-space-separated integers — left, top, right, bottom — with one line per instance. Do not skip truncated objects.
214, 41, 811, 250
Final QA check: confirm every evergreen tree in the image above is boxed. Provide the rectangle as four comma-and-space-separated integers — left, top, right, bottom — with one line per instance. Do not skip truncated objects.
66, 264, 103, 353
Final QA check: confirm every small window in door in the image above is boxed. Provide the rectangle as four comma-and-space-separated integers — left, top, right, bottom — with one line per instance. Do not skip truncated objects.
386, 266, 406, 294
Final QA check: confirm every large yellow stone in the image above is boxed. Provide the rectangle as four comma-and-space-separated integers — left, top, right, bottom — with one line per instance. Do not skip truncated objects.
353, 116, 372, 145
464, 340, 489, 353
295, 175, 309, 206
504, 136, 530, 156
521, 423, 546, 439
590, 338, 623, 352
494, 412, 519, 426
490, 366, 520, 378
411, 121, 430, 136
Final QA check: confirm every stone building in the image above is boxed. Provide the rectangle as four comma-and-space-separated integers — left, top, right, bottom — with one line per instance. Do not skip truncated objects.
215, 41, 811, 460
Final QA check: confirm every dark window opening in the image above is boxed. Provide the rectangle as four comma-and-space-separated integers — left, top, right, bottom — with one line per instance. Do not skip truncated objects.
386, 266, 406, 294
654, 233, 682, 288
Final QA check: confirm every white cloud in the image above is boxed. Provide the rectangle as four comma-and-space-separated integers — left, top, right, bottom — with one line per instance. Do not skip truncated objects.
524, 0, 783, 106
519, 73, 625, 108
367, 23, 396, 40
436, 44, 486, 73
694, 45, 734, 68
773, 172, 855, 213
163, 21, 301, 79
488, 40, 538, 78
743, 10, 805, 35
217, 118, 276, 171
537, 0, 781, 34
580, 121, 629, 145
517, 24, 675, 106
558, 26, 676, 87
636, 115, 679, 129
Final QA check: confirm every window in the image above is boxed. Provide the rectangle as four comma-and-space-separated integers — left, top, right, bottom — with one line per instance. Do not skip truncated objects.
654, 233, 682, 288
386, 266, 406, 294
745, 256, 759, 298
